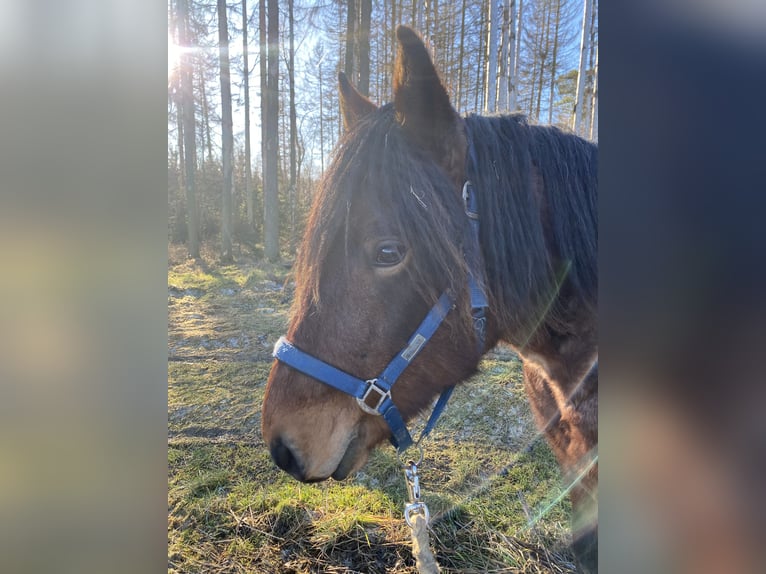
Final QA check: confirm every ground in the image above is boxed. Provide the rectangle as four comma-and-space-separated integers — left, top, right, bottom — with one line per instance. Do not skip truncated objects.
168, 244, 576, 573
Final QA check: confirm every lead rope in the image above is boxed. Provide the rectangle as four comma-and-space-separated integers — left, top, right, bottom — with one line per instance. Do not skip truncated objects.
402, 457, 441, 574
402, 165, 486, 573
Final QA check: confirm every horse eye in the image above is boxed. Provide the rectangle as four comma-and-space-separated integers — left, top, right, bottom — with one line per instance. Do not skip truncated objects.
373, 242, 406, 267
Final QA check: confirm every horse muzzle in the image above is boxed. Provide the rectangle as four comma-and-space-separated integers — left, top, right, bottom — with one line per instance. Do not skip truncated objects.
268, 431, 368, 483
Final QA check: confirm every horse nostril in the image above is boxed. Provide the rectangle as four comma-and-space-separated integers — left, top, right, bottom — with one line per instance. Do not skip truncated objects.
270, 437, 306, 482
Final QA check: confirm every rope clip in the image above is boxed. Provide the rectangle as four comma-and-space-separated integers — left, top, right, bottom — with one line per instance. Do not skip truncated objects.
403, 460, 431, 528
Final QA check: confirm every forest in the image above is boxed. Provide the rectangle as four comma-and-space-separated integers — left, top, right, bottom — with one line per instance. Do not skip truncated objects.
168, 3, 598, 571
167, 0, 598, 262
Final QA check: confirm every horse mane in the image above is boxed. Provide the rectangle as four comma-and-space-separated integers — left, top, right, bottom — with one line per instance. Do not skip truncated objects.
294, 105, 597, 347
293, 104, 470, 319
464, 113, 598, 342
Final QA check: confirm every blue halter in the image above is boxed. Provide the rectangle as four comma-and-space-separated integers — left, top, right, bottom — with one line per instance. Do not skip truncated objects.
273, 177, 488, 453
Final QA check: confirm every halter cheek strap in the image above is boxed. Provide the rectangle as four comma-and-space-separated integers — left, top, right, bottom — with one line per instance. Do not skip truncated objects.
463, 179, 489, 349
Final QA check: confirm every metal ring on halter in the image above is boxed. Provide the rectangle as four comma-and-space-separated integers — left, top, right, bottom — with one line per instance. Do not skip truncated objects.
356, 379, 391, 416
397, 443, 424, 467
404, 502, 430, 529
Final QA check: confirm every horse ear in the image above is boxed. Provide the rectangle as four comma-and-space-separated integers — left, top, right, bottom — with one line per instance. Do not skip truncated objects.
393, 26, 466, 184
338, 72, 377, 132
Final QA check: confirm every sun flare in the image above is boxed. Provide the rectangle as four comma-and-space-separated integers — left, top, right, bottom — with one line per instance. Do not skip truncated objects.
168, 34, 181, 77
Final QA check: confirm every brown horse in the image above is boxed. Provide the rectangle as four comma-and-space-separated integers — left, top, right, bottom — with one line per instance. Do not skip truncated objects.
262, 26, 597, 572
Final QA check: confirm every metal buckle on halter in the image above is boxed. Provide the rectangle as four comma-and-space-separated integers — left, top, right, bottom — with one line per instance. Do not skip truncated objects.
356, 379, 390, 415
462, 180, 479, 220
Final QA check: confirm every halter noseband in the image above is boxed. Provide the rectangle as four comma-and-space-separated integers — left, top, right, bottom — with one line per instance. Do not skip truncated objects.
273, 172, 488, 453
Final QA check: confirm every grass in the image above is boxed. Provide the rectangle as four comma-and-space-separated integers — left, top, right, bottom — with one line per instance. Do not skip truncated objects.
168, 245, 576, 573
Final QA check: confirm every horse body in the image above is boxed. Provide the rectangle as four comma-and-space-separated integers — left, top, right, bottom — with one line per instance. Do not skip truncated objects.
262, 26, 597, 572
464, 112, 598, 571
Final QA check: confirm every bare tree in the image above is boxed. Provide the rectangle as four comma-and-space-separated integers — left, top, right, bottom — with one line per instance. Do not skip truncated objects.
199, 71, 213, 167
507, 0, 518, 110
242, 0, 254, 232
345, 0, 357, 82
177, 0, 200, 259
358, 0, 372, 96
263, 0, 280, 261
476, 0, 487, 111
259, 0, 267, 245
497, 0, 511, 110
513, 0, 578, 124
573, 0, 593, 134
484, 0, 500, 112
456, 0, 467, 111
534, 1, 550, 120
513, 0, 522, 110
169, 0, 186, 242
313, 43, 327, 173
288, 0, 298, 254
546, 0, 562, 124
168, 0, 596, 259
415, 0, 424, 30
583, 0, 597, 136
589, 43, 598, 141
218, 0, 234, 262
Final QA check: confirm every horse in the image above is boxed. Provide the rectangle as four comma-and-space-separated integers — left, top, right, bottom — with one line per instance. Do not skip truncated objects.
262, 26, 598, 572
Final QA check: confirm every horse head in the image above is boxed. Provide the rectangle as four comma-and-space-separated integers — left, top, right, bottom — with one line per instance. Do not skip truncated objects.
261, 27, 484, 482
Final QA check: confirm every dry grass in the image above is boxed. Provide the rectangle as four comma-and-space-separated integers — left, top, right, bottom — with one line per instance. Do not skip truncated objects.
168, 246, 576, 573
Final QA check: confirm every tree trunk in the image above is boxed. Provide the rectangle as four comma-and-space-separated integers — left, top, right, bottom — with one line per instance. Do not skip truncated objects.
424, 0, 431, 41
172, 6, 185, 192
199, 71, 213, 167
242, 0, 254, 232
177, 0, 200, 259
456, 0, 466, 111
547, 0, 561, 124
218, 0, 234, 263
387, 0, 397, 98
497, 2, 510, 110
514, 0, 522, 108
288, 0, 298, 255
534, 0, 550, 121
443, 0, 455, 96
345, 0, 357, 83
583, 0, 597, 135
476, 0, 487, 111
573, 0, 593, 134
431, 0, 439, 62
416, 0, 424, 30
527, 20, 537, 117
508, 0, 517, 111
176, 94, 184, 191
484, 0, 499, 112
264, 0, 280, 262
358, 0, 371, 96
259, 0, 267, 244
256, 0, 269, 248
589, 43, 598, 141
